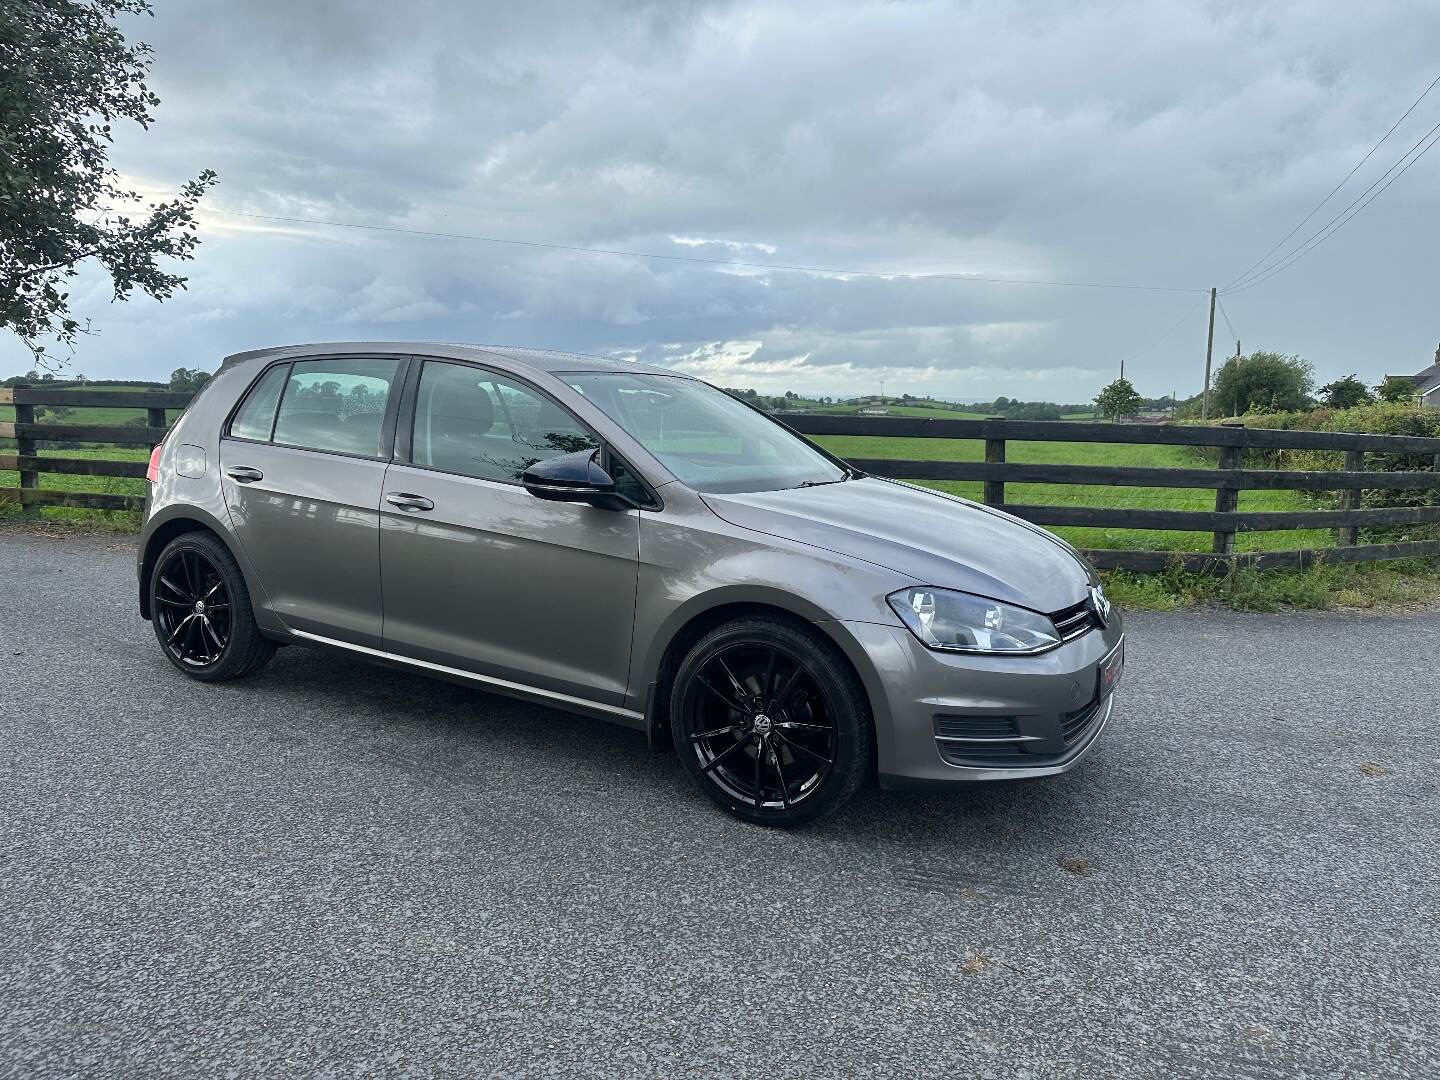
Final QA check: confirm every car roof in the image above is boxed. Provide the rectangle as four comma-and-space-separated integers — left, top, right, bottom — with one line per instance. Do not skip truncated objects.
218, 342, 685, 379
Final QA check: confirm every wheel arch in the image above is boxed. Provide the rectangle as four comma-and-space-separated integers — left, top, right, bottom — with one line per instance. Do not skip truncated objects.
639, 587, 889, 752
138, 509, 238, 620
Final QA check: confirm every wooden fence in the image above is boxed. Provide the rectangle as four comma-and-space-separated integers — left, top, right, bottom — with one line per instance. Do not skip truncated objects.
784, 414, 1440, 573
0, 385, 188, 512
4, 386, 1440, 573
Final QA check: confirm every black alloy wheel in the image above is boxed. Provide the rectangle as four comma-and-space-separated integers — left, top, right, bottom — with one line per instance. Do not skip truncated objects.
153, 547, 232, 668
149, 532, 276, 682
671, 617, 871, 826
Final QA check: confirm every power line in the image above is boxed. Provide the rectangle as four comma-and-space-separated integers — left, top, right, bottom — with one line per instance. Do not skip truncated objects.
1116, 295, 1209, 370
207, 208, 1208, 294
1222, 72, 1440, 291
1223, 119, 1440, 295
1226, 115, 1440, 292
1216, 295, 1238, 343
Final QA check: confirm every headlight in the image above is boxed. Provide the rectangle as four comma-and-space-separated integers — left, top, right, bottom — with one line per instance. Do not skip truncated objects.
886, 587, 1061, 654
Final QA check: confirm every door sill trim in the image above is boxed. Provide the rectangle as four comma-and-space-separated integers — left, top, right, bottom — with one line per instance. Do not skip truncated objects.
288, 629, 644, 723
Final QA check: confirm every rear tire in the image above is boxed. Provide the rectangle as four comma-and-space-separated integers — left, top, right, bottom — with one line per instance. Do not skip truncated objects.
670, 616, 872, 826
149, 531, 275, 682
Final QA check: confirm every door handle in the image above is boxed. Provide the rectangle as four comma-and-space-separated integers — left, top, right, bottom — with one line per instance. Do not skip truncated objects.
226, 466, 263, 483
385, 492, 434, 512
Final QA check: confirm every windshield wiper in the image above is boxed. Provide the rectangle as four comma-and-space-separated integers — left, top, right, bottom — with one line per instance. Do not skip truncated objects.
797, 478, 848, 488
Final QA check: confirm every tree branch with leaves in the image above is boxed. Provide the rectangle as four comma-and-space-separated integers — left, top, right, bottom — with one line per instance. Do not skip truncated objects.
0, 0, 216, 369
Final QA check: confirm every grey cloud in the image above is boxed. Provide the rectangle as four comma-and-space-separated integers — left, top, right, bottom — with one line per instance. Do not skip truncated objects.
8, 0, 1439, 398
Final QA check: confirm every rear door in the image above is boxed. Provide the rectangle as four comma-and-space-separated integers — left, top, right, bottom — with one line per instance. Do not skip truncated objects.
378, 359, 640, 705
219, 355, 407, 649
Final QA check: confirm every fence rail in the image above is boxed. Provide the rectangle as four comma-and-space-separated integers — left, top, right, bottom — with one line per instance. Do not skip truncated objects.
785, 413, 1440, 453
4, 387, 1440, 574
783, 413, 1440, 573
0, 384, 178, 514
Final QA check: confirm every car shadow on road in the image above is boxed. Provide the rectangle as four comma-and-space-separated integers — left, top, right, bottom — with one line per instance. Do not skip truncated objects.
242, 642, 1107, 864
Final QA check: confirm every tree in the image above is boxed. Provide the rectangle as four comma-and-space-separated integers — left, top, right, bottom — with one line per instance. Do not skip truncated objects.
1316, 374, 1374, 409
1, 0, 217, 367
168, 366, 210, 392
1376, 375, 1419, 404
1211, 352, 1314, 416
1006, 401, 1063, 420
723, 387, 765, 405
1094, 377, 1144, 419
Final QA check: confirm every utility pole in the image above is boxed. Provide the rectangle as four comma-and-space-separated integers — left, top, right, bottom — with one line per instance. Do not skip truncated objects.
1200, 286, 1217, 420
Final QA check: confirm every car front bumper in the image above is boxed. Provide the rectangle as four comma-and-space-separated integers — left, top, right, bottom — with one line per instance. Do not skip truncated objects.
837, 612, 1125, 790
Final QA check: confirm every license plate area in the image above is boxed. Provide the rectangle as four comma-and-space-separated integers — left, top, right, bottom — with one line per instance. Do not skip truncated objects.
1097, 640, 1124, 698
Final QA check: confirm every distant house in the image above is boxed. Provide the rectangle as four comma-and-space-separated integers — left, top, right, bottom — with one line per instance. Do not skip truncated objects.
857, 405, 890, 416
1385, 344, 1440, 408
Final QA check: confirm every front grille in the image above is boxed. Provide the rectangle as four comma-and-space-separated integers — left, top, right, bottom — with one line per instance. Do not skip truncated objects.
1050, 599, 1099, 642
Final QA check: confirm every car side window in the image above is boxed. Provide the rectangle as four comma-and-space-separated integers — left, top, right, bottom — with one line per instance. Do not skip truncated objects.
411, 361, 599, 484
228, 363, 289, 441
271, 358, 402, 458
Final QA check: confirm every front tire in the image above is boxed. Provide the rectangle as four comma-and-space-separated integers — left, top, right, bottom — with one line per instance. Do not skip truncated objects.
670, 616, 872, 826
149, 531, 275, 682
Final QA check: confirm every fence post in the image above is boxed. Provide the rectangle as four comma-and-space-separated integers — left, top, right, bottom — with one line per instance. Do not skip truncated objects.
12, 382, 39, 519
1212, 439, 1242, 555
984, 420, 1006, 507
1336, 448, 1364, 546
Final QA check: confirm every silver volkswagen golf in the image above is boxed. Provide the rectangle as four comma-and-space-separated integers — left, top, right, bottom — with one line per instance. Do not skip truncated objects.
139, 343, 1123, 825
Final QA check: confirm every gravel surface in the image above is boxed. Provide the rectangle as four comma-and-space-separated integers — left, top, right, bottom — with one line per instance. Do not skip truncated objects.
2, 528, 1437, 1079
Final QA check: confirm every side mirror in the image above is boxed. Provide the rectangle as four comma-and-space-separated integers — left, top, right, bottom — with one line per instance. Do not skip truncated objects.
522, 449, 630, 511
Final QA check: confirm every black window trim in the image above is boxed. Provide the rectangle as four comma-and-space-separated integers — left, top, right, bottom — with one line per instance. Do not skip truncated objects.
394, 356, 662, 510
220, 353, 413, 464
222, 360, 291, 446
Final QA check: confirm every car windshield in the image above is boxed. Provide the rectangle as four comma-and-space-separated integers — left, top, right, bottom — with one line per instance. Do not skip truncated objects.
562, 372, 848, 494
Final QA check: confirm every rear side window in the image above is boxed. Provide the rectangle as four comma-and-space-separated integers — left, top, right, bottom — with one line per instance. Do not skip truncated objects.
229, 364, 288, 441
271, 358, 403, 458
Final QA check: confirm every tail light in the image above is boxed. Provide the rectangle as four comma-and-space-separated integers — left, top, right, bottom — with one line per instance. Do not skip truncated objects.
146, 440, 165, 483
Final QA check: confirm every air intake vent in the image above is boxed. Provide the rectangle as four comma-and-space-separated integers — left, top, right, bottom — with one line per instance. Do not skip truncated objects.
1060, 698, 1104, 745
934, 715, 1021, 740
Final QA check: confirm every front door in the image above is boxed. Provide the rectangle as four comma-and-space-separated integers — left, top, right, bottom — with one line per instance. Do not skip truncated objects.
378, 359, 639, 705
218, 355, 406, 649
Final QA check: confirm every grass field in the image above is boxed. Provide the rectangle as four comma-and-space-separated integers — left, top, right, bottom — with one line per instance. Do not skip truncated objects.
840, 404, 991, 420
793, 403, 1096, 421
0, 447, 149, 528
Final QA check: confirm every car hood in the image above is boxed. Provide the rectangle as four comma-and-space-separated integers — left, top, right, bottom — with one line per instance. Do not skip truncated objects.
701, 477, 1094, 613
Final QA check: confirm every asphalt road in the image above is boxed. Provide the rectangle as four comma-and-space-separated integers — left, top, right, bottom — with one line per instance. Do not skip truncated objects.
2, 528, 1438, 1079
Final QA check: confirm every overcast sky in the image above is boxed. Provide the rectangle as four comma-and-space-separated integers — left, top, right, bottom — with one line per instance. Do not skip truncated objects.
9, 0, 1440, 400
